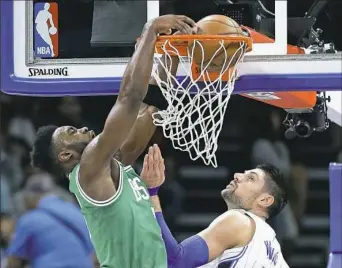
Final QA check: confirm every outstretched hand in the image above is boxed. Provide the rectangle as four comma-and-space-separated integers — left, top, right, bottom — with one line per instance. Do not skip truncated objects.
151, 15, 197, 35
140, 144, 165, 189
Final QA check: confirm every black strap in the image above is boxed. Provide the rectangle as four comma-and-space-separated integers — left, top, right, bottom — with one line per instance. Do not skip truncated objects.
143, 84, 169, 110
40, 208, 90, 253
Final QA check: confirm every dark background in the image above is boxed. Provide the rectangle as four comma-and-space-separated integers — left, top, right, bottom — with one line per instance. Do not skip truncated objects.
33, 0, 342, 58
1, 1, 342, 268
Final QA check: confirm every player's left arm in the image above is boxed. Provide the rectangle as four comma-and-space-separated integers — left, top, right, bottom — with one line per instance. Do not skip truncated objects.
115, 55, 180, 166
197, 211, 254, 261
114, 104, 158, 166
142, 145, 254, 267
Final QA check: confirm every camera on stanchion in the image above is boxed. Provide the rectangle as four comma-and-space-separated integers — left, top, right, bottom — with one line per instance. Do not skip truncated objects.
282, 92, 331, 139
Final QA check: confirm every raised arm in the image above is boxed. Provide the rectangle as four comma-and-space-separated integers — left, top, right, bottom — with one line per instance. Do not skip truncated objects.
80, 16, 196, 175
151, 198, 254, 267
116, 55, 181, 166
141, 145, 254, 268
114, 104, 158, 166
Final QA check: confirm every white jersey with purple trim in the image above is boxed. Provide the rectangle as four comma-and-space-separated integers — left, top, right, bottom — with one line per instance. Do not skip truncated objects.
198, 210, 290, 268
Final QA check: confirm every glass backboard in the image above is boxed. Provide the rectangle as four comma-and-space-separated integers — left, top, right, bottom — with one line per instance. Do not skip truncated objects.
1, 0, 341, 97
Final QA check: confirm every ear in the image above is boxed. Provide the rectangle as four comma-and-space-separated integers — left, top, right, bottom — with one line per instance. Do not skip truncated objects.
258, 193, 275, 209
57, 150, 73, 163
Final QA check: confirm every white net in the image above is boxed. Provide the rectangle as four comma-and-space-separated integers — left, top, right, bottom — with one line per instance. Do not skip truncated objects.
152, 38, 249, 167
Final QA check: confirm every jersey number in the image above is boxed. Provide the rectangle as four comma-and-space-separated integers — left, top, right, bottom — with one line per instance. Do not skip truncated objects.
128, 177, 149, 202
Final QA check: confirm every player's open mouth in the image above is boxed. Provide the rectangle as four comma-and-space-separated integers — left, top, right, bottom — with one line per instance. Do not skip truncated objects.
90, 130, 95, 138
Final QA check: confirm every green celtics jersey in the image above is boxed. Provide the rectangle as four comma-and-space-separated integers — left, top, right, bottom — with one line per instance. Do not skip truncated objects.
69, 162, 167, 268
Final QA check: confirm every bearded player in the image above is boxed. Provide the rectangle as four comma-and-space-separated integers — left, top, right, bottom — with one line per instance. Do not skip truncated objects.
142, 145, 290, 268
25, 15, 197, 268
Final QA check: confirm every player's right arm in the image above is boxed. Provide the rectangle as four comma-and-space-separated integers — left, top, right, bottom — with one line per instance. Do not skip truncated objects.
143, 146, 254, 267
114, 55, 181, 167
150, 198, 254, 267
79, 15, 196, 201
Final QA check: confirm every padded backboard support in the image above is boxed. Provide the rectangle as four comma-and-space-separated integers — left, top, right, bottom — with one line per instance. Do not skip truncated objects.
328, 163, 342, 268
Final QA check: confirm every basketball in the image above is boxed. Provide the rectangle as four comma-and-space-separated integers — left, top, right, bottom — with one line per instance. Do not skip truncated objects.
49, 27, 57, 35
190, 15, 245, 72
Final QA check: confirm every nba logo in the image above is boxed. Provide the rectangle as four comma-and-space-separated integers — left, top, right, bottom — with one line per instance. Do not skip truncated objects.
34, 2, 59, 58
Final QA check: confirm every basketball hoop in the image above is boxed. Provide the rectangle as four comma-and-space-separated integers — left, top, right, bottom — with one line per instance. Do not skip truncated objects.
152, 34, 252, 167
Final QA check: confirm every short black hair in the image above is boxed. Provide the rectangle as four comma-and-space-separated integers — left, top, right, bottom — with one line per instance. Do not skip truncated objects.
257, 163, 288, 218
31, 125, 59, 174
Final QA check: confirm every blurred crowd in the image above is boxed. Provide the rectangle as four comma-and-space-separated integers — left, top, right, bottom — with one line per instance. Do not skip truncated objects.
0, 93, 188, 268
1, 0, 342, 267
1, 92, 341, 267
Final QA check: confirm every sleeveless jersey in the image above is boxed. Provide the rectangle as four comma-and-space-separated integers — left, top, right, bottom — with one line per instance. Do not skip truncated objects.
199, 210, 289, 268
69, 162, 167, 268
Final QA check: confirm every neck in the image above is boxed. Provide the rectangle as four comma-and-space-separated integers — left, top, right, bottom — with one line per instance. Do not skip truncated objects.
226, 203, 268, 221
63, 161, 79, 177
248, 209, 268, 221
225, 201, 242, 210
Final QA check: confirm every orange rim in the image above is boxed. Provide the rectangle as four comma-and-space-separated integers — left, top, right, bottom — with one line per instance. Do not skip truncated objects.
154, 34, 253, 56
149, 34, 253, 82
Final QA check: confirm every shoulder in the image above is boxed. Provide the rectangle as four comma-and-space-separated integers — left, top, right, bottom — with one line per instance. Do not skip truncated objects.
198, 210, 256, 255
79, 135, 114, 177
19, 211, 38, 223
211, 210, 255, 244
211, 210, 254, 230
16, 211, 42, 231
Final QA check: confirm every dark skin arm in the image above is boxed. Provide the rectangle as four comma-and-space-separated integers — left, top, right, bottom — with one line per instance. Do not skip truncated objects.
115, 104, 157, 166
79, 15, 196, 201
116, 54, 181, 166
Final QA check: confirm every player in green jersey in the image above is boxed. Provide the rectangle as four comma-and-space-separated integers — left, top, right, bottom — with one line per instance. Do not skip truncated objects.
31, 15, 197, 268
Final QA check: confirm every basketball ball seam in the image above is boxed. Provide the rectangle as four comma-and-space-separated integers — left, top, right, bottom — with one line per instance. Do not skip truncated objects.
202, 33, 243, 66
194, 15, 244, 69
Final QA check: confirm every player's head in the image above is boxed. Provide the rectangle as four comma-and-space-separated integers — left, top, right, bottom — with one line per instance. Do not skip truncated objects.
31, 125, 95, 176
44, 3, 50, 10
221, 163, 288, 218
